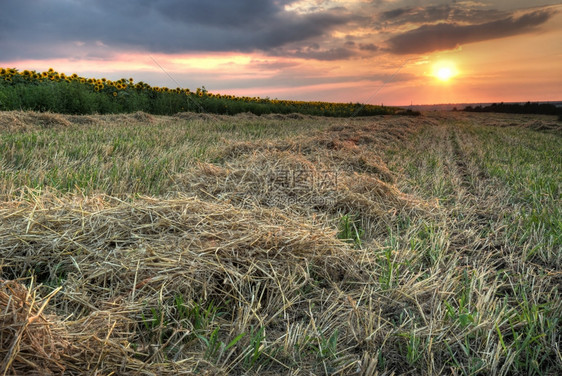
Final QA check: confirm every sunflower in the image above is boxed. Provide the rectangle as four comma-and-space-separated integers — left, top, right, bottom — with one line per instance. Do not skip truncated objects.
113, 92, 117, 97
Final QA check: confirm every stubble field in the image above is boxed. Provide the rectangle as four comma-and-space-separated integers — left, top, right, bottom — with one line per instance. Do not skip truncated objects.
0, 110, 560, 375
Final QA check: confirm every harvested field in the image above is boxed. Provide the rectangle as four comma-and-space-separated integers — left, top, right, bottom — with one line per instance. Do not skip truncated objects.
0, 111, 560, 375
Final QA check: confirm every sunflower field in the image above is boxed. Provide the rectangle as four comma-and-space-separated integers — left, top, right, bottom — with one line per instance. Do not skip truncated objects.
0, 67, 406, 117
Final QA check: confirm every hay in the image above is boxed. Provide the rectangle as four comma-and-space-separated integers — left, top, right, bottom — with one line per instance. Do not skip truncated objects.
197, 116, 436, 240
0, 278, 149, 375
66, 115, 98, 125
101, 111, 156, 125
1, 110, 560, 374
174, 148, 431, 240
521, 120, 562, 134
174, 112, 219, 121
0, 111, 72, 131
232, 112, 260, 121
0, 280, 70, 375
0, 112, 26, 131
0, 112, 437, 374
130, 111, 155, 123
0, 191, 364, 374
0, 111, 160, 131
24, 112, 72, 128
262, 113, 309, 120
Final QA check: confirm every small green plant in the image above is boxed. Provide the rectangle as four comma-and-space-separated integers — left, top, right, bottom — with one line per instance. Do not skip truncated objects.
172, 295, 224, 333
244, 326, 266, 368
141, 305, 166, 332
315, 329, 339, 360
197, 327, 245, 363
379, 247, 399, 289
405, 329, 423, 366
444, 270, 478, 329
337, 214, 364, 247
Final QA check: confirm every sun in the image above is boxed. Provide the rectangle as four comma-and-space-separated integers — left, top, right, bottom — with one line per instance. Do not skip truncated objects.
436, 67, 453, 81
433, 61, 458, 82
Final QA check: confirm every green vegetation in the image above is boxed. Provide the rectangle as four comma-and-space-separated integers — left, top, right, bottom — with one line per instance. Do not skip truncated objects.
337, 214, 364, 247
0, 67, 399, 117
0, 111, 336, 197
464, 101, 562, 116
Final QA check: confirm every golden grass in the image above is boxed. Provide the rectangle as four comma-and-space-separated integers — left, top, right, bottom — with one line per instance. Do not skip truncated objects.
1, 191, 365, 374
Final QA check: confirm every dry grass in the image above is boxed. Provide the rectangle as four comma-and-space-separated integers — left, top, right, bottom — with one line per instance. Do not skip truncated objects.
0, 111, 163, 133
174, 150, 431, 241
0, 191, 365, 375
0, 111, 560, 375
0, 111, 73, 132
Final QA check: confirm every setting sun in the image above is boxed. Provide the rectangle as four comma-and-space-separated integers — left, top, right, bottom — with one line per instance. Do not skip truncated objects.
433, 62, 458, 82
437, 67, 453, 81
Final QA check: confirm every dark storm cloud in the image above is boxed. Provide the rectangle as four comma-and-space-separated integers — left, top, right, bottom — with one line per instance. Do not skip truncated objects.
379, 4, 508, 24
156, 0, 292, 28
1, 0, 557, 62
0, 0, 354, 60
386, 9, 556, 55
359, 43, 379, 52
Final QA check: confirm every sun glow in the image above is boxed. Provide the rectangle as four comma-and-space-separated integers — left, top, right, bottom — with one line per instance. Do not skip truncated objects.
433, 61, 458, 82
437, 67, 453, 81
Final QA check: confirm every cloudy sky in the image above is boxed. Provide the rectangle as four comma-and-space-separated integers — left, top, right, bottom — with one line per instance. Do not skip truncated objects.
1, 0, 561, 105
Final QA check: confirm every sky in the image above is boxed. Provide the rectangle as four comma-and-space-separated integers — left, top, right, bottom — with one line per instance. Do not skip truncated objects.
1, 0, 561, 105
